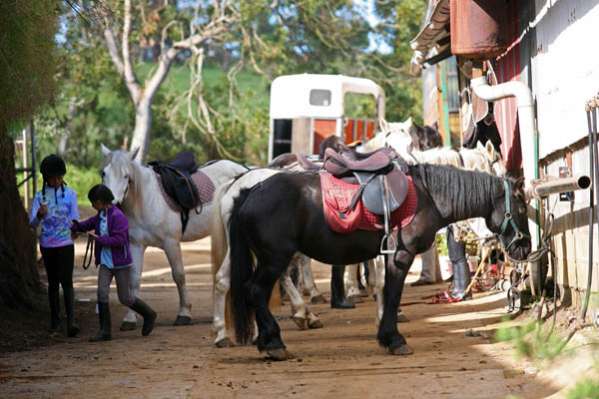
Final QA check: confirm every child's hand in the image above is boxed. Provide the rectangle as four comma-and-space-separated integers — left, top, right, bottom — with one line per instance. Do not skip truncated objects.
71, 231, 79, 240
37, 204, 48, 219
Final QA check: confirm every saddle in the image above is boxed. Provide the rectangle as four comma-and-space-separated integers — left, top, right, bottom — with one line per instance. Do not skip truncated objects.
149, 151, 201, 234
323, 147, 410, 253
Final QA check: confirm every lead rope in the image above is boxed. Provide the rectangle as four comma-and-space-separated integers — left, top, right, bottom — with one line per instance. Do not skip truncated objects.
81, 234, 95, 270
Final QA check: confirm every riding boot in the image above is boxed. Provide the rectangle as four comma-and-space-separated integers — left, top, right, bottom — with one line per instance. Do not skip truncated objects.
63, 286, 80, 337
129, 298, 157, 336
330, 265, 355, 309
89, 302, 112, 342
451, 260, 472, 300
447, 226, 471, 300
48, 287, 61, 332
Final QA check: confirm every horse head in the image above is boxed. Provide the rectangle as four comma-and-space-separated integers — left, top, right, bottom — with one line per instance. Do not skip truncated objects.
487, 177, 531, 261
477, 140, 506, 176
409, 121, 442, 151
100, 144, 139, 204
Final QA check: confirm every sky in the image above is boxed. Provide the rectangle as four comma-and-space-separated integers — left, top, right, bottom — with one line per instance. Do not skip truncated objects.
354, 0, 393, 54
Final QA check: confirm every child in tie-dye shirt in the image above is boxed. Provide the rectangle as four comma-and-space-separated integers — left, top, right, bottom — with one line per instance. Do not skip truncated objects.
29, 155, 80, 337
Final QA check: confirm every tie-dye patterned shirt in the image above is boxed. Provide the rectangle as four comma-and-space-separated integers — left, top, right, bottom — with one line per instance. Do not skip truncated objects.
30, 186, 79, 248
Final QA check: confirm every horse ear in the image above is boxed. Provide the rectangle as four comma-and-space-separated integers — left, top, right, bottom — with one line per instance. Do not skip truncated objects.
129, 147, 140, 161
101, 143, 112, 157
485, 140, 495, 159
514, 177, 525, 196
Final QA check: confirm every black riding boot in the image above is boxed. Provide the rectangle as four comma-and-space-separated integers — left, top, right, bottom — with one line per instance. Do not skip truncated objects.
48, 288, 61, 332
89, 302, 112, 342
129, 298, 157, 336
63, 286, 80, 337
330, 265, 355, 309
447, 226, 471, 300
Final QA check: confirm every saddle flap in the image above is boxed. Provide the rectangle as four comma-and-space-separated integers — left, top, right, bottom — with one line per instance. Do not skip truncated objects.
356, 167, 409, 215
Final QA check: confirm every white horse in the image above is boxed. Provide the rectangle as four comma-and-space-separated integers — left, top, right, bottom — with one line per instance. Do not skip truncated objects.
100, 146, 248, 329
211, 168, 323, 347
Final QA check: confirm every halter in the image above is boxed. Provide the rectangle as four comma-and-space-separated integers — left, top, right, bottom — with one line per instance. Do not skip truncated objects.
498, 179, 529, 251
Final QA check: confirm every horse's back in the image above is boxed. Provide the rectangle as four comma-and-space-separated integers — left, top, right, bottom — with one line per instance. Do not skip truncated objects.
201, 160, 248, 186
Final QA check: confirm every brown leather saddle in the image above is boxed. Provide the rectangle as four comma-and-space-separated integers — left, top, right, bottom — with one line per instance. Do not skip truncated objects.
323, 147, 409, 215
323, 147, 409, 253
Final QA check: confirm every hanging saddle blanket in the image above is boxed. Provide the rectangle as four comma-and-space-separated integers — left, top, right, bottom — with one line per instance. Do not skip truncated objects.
149, 151, 215, 233
320, 171, 418, 234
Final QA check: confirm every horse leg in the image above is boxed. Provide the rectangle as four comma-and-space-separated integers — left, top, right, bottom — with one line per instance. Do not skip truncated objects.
121, 243, 145, 331
282, 269, 323, 331
299, 255, 326, 304
164, 240, 192, 325
345, 264, 362, 299
282, 272, 307, 330
250, 260, 289, 360
373, 256, 385, 326
377, 250, 414, 355
213, 251, 233, 347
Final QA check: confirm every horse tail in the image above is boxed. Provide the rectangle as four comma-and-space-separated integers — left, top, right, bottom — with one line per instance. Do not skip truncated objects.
229, 187, 255, 345
210, 180, 234, 330
210, 180, 233, 282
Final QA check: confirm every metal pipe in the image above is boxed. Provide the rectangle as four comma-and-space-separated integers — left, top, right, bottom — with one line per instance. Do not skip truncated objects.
471, 75, 540, 248
526, 175, 592, 199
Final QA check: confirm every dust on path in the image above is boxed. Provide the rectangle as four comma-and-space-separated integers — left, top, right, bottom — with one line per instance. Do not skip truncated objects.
0, 238, 561, 398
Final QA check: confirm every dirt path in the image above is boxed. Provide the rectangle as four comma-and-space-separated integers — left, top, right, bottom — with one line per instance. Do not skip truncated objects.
0, 238, 562, 398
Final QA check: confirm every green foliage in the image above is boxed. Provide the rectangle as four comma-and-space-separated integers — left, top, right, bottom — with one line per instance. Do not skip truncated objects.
495, 321, 572, 362
35, 0, 427, 167
567, 378, 599, 399
436, 233, 448, 256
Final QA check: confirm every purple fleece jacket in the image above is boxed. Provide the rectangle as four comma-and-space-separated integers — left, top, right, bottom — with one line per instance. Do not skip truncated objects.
72, 206, 132, 267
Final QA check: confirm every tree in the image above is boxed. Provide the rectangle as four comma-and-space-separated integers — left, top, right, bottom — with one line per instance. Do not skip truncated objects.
98, 0, 237, 161
0, 0, 58, 308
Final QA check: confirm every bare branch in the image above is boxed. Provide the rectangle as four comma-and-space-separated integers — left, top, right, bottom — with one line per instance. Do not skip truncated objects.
103, 24, 124, 76
121, 0, 141, 103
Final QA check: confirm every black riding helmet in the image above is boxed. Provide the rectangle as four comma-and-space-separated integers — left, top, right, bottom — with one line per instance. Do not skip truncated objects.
40, 154, 67, 178
40, 154, 67, 203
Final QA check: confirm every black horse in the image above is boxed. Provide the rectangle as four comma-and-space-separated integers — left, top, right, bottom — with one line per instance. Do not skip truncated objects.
229, 163, 531, 360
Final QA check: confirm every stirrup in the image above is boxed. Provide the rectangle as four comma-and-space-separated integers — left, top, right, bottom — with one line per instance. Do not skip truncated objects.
380, 233, 396, 254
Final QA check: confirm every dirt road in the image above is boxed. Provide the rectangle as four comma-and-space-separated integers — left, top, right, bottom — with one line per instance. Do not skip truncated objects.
0, 238, 563, 398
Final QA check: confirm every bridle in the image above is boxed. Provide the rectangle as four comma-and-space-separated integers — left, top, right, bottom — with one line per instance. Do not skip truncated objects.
498, 179, 529, 252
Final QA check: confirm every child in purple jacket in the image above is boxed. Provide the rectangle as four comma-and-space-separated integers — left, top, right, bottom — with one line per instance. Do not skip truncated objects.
72, 184, 157, 342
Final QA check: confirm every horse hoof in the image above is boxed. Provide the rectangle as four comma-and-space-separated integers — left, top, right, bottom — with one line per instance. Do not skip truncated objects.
310, 295, 327, 304
120, 321, 137, 331
292, 317, 308, 330
174, 316, 192, 326
348, 295, 364, 303
308, 319, 324, 329
397, 313, 410, 323
266, 348, 291, 361
215, 337, 235, 348
389, 344, 413, 356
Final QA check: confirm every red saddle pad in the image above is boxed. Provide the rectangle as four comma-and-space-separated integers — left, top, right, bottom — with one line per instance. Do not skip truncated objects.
319, 172, 418, 234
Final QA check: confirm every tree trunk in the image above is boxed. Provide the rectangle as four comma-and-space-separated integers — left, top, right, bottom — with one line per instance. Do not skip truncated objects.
129, 99, 152, 161
0, 127, 43, 310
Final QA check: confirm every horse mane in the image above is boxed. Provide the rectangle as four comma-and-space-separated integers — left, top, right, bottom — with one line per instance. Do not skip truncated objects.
414, 163, 503, 221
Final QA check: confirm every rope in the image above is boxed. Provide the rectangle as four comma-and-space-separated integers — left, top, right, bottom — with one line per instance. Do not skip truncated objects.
81, 235, 95, 270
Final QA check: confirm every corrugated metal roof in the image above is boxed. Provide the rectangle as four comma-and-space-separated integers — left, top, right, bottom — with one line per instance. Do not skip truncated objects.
409, 0, 450, 76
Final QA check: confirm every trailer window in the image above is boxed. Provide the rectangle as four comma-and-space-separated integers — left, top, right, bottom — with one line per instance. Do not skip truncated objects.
309, 89, 332, 106
344, 93, 376, 118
